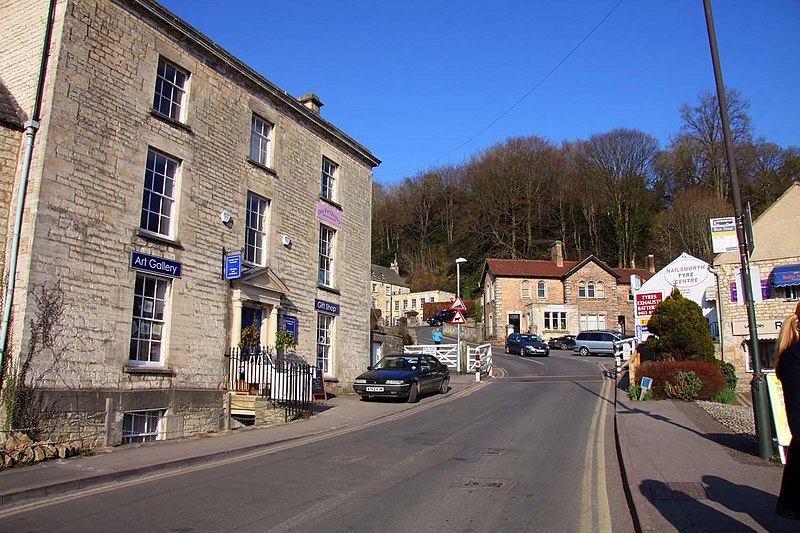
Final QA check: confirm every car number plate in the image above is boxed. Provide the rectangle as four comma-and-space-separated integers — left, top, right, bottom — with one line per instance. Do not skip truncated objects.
366, 386, 384, 392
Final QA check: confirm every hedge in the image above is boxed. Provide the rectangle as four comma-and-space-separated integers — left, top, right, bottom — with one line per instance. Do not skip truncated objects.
637, 360, 727, 400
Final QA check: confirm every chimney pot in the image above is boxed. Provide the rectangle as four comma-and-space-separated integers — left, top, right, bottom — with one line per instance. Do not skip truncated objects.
298, 93, 323, 115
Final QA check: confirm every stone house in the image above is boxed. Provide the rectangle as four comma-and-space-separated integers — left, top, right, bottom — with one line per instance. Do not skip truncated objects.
0, 0, 379, 445
370, 261, 410, 326
713, 182, 800, 387
480, 242, 654, 341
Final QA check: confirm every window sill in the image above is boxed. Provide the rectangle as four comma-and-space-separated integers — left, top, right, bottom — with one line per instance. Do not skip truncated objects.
124, 365, 175, 376
318, 196, 342, 210
136, 229, 183, 249
246, 158, 278, 176
318, 285, 340, 295
149, 109, 193, 133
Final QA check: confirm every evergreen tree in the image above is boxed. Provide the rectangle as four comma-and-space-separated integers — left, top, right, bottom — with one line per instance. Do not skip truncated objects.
646, 288, 715, 362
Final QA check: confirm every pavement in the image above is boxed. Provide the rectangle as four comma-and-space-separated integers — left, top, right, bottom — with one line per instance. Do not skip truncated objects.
0, 366, 795, 532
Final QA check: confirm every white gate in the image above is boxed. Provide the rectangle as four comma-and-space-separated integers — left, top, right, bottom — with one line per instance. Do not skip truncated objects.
405, 344, 459, 369
467, 343, 493, 375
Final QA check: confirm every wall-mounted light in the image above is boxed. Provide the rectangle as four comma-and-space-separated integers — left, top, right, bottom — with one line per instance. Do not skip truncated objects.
282, 235, 292, 247
220, 210, 233, 228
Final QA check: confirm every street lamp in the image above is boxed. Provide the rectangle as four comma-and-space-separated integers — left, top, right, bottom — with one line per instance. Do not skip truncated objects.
456, 257, 467, 373
703, 0, 772, 459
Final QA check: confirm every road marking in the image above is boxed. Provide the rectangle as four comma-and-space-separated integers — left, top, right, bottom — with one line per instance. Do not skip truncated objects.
580, 376, 613, 533
0, 382, 492, 519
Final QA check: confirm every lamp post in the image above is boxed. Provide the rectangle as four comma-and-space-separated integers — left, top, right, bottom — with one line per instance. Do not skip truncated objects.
703, 0, 772, 459
456, 257, 467, 373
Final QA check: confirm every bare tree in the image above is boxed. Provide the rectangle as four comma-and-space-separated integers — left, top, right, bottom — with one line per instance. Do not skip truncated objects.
678, 88, 752, 200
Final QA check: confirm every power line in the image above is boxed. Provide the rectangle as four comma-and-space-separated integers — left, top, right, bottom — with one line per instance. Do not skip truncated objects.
377, 0, 625, 181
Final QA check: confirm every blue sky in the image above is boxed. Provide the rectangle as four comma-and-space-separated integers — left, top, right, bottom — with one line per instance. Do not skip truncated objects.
158, 0, 799, 185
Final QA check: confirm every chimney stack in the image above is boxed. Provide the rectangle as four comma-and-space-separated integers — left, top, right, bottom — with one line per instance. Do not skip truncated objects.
391, 257, 399, 275
298, 93, 323, 115
646, 254, 656, 273
551, 241, 563, 268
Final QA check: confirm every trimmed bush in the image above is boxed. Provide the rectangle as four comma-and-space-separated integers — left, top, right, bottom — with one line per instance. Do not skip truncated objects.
638, 360, 727, 400
711, 388, 737, 405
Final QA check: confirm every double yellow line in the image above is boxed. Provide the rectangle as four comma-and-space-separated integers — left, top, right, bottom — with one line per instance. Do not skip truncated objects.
580, 376, 613, 533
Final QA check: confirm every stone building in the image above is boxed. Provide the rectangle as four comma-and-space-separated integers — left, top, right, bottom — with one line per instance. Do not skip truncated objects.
370, 261, 410, 326
713, 182, 800, 388
480, 242, 654, 340
0, 0, 379, 445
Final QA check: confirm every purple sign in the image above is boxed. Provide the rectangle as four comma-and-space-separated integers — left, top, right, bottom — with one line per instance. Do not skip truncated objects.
317, 201, 342, 228
314, 298, 340, 315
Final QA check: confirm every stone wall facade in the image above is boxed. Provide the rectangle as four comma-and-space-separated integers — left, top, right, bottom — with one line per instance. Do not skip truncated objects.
0, 0, 378, 444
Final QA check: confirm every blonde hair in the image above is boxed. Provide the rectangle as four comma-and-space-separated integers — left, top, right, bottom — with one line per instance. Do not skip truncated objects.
776, 301, 800, 372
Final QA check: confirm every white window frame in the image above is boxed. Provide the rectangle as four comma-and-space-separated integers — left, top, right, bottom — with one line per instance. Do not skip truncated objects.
372, 283, 377, 293
316, 313, 334, 375
245, 193, 269, 266
544, 311, 567, 331
578, 281, 587, 299
587, 281, 596, 299
580, 313, 606, 331
537, 281, 547, 299
129, 274, 170, 367
385, 286, 391, 296
520, 281, 531, 299
411, 298, 417, 309
318, 225, 336, 287
153, 57, 187, 121
385, 301, 390, 312
321, 158, 337, 202
122, 409, 165, 444
596, 281, 605, 299
140, 148, 179, 238
249, 115, 273, 167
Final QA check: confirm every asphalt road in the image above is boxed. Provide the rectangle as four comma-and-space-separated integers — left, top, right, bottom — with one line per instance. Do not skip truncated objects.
4, 347, 634, 533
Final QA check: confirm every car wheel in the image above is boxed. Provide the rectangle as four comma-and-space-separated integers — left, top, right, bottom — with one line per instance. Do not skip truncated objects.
560, 343, 568, 350
439, 377, 449, 394
579, 346, 590, 357
407, 382, 419, 403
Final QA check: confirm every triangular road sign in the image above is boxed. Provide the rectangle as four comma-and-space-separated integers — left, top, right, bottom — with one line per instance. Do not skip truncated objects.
449, 297, 467, 311
449, 310, 466, 325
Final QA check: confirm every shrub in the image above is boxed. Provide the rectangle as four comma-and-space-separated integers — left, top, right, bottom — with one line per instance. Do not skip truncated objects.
718, 361, 738, 390
646, 288, 715, 362
711, 388, 738, 405
628, 384, 652, 401
639, 360, 727, 400
664, 371, 702, 400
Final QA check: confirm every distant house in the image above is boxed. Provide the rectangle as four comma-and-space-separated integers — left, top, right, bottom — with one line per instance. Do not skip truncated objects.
479, 242, 654, 340
370, 261, 455, 326
713, 182, 800, 387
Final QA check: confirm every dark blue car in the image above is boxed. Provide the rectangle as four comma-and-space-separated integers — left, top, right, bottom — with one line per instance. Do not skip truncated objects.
353, 353, 450, 402
505, 333, 550, 357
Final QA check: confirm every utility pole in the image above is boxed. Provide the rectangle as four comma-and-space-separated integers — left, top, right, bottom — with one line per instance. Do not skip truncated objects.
703, 0, 773, 459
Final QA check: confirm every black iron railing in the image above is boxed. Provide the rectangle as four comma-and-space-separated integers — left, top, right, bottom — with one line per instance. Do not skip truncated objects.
225, 346, 314, 421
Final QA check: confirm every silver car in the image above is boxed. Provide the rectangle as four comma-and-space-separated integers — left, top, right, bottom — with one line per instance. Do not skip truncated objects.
573, 330, 630, 356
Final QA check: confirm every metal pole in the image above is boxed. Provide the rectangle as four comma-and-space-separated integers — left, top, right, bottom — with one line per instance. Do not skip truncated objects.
703, 0, 773, 459
456, 261, 462, 374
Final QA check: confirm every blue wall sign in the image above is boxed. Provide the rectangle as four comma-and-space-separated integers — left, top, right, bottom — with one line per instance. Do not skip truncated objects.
284, 315, 298, 341
130, 251, 182, 278
225, 253, 242, 280
314, 298, 340, 315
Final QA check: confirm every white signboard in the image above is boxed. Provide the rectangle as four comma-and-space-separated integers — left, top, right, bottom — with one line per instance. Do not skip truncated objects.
710, 217, 738, 253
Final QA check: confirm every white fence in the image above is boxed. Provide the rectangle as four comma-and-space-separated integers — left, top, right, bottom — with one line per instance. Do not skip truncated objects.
405, 344, 459, 370
467, 343, 493, 376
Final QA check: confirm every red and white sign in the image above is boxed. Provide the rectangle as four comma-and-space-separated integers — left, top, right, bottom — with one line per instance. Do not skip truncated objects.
635, 292, 663, 318
449, 310, 467, 324
449, 297, 467, 311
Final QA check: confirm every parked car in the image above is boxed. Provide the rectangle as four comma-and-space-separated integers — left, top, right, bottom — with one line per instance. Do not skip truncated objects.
548, 335, 576, 350
505, 333, 549, 356
427, 309, 457, 326
573, 330, 633, 356
353, 353, 450, 402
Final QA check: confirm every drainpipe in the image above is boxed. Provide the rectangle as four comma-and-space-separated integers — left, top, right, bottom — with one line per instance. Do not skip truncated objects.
0, 0, 57, 376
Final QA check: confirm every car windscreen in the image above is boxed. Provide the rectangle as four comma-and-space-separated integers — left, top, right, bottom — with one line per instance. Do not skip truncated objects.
374, 356, 418, 371
519, 335, 537, 342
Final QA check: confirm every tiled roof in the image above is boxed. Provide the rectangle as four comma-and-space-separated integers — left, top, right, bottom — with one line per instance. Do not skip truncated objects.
486, 259, 579, 278
0, 80, 25, 130
486, 258, 653, 283
370, 264, 408, 287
